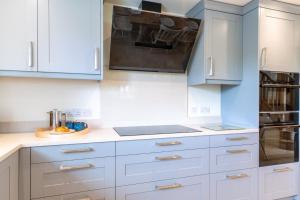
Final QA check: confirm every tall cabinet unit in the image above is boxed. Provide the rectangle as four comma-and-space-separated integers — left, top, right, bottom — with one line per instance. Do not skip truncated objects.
0, 152, 19, 200
222, 0, 300, 200
38, 0, 102, 75
0, 0, 37, 72
187, 1, 243, 85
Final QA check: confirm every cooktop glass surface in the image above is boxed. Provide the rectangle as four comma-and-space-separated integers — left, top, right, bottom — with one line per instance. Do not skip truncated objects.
113, 125, 201, 136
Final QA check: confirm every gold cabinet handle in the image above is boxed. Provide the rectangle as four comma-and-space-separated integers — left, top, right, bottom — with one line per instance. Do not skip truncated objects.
61, 147, 94, 154
226, 149, 249, 154
156, 141, 182, 146
59, 163, 93, 172
156, 183, 183, 190
226, 173, 249, 180
76, 197, 91, 200
155, 155, 182, 161
226, 137, 248, 141
273, 167, 293, 173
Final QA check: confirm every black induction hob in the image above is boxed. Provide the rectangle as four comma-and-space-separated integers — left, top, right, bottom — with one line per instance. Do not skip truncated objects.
113, 125, 201, 136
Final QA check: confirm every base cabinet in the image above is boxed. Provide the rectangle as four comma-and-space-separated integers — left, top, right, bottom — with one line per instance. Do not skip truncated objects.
0, 152, 19, 200
35, 188, 115, 200
259, 163, 299, 200
116, 175, 209, 200
210, 168, 258, 200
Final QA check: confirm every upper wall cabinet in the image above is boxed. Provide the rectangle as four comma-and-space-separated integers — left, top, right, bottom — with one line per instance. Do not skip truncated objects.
38, 0, 101, 75
0, 0, 37, 72
188, 8, 243, 85
259, 8, 300, 73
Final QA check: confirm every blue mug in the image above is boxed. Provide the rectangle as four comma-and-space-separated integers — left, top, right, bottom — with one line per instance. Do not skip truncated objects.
66, 122, 88, 131
73, 122, 88, 131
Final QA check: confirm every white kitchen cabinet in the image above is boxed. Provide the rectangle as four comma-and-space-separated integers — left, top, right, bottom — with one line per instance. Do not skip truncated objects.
0, 152, 19, 200
116, 149, 209, 186
31, 157, 115, 199
36, 189, 115, 200
116, 175, 209, 200
259, 163, 299, 200
259, 8, 300, 73
188, 8, 243, 85
38, 0, 102, 75
0, 0, 37, 71
31, 142, 115, 163
210, 144, 259, 173
116, 136, 209, 156
210, 168, 258, 200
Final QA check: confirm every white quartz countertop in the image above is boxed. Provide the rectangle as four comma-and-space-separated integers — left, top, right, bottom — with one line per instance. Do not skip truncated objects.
0, 125, 258, 162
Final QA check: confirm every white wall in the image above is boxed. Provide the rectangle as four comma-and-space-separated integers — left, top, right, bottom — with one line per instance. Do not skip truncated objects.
0, 0, 221, 129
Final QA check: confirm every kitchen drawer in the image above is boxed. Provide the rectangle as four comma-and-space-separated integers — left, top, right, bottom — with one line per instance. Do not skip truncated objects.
31, 157, 115, 198
116, 175, 209, 200
210, 133, 258, 147
31, 142, 115, 163
210, 168, 258, 200
116, 149, 209, 186
259, 163, 299, 200
210, 144, 258, 173
116, 136, 209, 156
35, 188, 115, 200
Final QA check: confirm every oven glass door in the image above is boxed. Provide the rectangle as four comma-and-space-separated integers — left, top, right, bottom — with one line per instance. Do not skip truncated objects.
260, 126, 299, 166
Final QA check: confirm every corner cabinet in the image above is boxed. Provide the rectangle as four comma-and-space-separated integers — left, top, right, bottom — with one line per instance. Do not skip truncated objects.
259, 8, 300, 73
188, 9, 243, 85
0, 152, 19, 200
38, 0, 102, 75
0, 0, 103, 80
0, 0, 37, 72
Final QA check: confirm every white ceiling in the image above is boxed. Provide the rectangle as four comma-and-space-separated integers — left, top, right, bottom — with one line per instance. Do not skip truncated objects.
215, 0, 300, 6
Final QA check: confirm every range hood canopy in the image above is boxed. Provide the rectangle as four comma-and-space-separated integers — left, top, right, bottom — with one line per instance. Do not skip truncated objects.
109, 5, 202, 73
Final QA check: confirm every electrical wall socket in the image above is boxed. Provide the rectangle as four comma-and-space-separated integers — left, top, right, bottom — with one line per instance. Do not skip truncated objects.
200, 106, 211, 114
64, 108, 93, 119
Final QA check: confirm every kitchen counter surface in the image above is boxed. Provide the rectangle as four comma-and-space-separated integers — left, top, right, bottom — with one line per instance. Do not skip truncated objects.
0, 125, 258, 162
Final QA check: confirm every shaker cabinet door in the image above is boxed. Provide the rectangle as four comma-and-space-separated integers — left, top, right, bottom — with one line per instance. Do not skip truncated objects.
116, 175, 209, 200
259, 163, 299, 200
38, 0, 101, 75
210, 168, 258, 200
260, 8, 300, 72
0, 152, 19, 200
0, 0, 37, 71
205, 10, 242, 81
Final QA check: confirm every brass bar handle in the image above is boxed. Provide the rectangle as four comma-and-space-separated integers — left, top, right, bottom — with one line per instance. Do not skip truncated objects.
59, 163, 93, 172
226, 137, 248, 141
273, 167, 293, 173
226, 149, 248, 154
156, 183, 183, 190
155, 155, 182, 161
76, 198, 91, 200
226, 173, 249, 180
61, 147, 94, 154
156, 141, 182, 146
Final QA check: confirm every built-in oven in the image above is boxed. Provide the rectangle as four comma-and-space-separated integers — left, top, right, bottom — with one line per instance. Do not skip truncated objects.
259, 71, 299, 167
